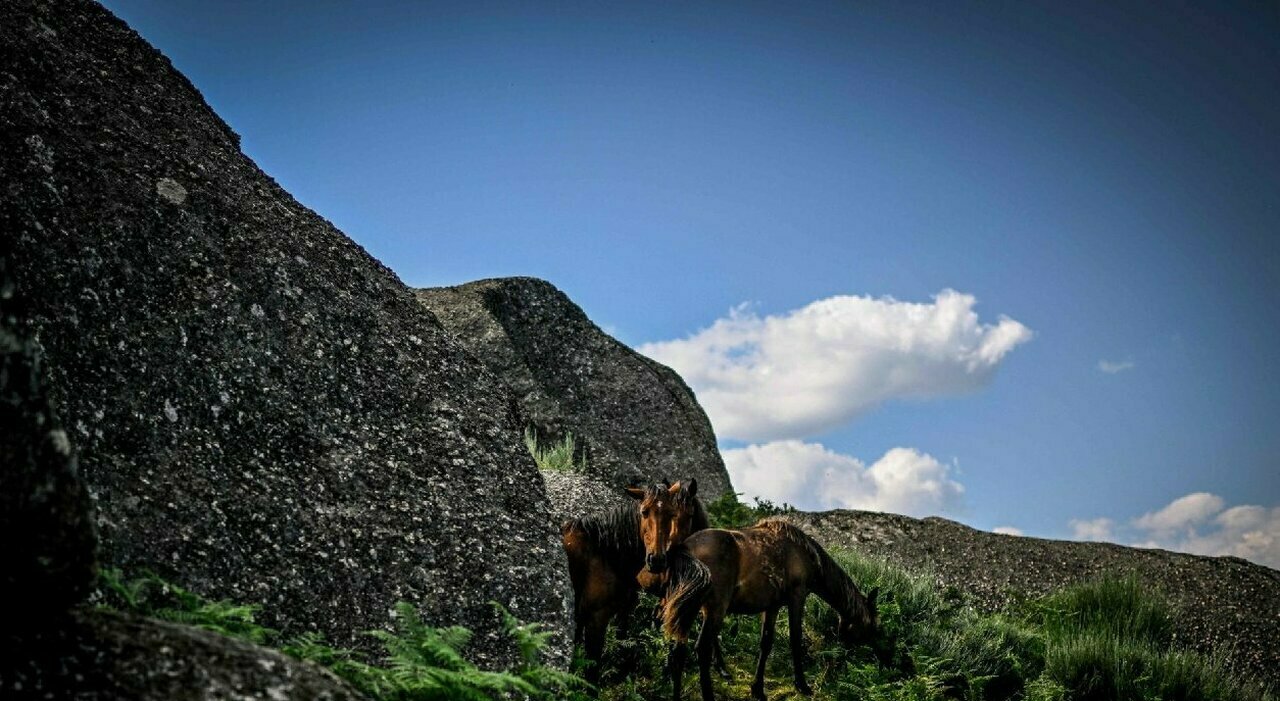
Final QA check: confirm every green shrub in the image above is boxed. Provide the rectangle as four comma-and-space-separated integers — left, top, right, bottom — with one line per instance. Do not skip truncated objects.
524, 427, 587, 472
704, 491, 795, 528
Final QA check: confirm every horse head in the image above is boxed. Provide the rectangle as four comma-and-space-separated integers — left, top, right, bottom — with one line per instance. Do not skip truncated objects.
837, 586, 879, 646
628, 478, 700, 574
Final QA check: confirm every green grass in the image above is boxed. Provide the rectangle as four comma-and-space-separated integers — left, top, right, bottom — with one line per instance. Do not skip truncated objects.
525, 427, 588, 473
589, 554, 1273, 701
97, 569, 589, 701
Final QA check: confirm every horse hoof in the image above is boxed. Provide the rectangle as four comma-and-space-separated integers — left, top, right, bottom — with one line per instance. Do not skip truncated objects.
796, 683, 814, 696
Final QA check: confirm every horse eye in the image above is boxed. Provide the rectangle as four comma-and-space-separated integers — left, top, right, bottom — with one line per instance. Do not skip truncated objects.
641, 509, 650, 517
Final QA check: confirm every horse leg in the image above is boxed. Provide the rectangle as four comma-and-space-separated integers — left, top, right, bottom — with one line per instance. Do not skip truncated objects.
583, 608, 610, 687
714, 637, 731, 678
787, 595, 813, 696
751, 608, 777, 701
615, 587, 639, 639
668, 640, 688, 701
696, 612, 724, 701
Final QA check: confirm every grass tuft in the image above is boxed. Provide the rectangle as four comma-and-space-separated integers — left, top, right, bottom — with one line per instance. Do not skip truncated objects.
525, 427, 588, 473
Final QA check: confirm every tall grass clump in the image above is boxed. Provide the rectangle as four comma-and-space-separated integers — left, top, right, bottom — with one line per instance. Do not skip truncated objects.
524, 427, 587, 472
1032, 575, 1273, 701
1036, 574, 1172, 646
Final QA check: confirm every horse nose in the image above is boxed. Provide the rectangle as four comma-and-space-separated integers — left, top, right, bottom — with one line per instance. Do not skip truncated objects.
646, 552, 667, 573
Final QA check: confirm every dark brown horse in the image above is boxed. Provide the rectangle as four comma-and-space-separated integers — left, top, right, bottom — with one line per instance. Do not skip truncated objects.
561, 479, 709, 685
660, 518, 879, 701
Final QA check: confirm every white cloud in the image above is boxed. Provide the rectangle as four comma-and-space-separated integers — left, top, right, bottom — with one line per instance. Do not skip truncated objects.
639, 290, 1032, 442
1129, 494, 1280, 570
993, 526, 1023, 536
1133, 492, 1225, 534
721, 440, 964, 517
1098, 359, 1136, 374
1070, 517, 1115, 541
1073, 494, 1280, 570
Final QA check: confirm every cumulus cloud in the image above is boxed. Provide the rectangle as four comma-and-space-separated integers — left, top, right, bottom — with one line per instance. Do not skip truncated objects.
1129, 494, 1280, 569
1133, 492, 1225, 534
993, 526, 1023, 536
721, 440, 964, 517
639, 290, 1032, 442
1097, 359, 1135, 374
1072, 494, 1280, 570
1069, 517, 1115, 541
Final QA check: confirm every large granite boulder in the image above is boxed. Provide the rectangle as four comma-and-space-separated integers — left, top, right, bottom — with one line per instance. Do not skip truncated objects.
787, 509, 1280, 687
0, 262, 365, 699
0, 258, 98, 624
1, 0, 570, 664
417, 277, 733, 498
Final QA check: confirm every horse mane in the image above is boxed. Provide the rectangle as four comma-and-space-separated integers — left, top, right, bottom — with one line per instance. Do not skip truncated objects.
754, 518, 869, 622
660, 545, 712, 641
566, 502, 644, 568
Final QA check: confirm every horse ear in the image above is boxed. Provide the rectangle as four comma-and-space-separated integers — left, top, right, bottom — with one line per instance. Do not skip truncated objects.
667, 481, 681, 495
686, 478, 698, 497
625, 486, 646, 500
868, 587, 880, 607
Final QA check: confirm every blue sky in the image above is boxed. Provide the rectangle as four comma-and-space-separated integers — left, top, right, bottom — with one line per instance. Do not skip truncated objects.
101, 1, 1279, 565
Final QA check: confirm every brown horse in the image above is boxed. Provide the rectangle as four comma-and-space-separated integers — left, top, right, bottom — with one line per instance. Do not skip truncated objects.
560, 479, 709, 685
660, 518, 879, 701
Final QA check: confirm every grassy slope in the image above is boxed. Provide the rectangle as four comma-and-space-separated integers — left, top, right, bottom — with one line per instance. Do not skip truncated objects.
588, 496, 1275, 701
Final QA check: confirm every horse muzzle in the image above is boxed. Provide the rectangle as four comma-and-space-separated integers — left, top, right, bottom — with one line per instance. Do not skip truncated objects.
645, 552, 668, 573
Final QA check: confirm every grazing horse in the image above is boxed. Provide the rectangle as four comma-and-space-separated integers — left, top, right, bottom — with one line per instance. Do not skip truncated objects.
560, 479, 709, 685
661, 518, 879, 701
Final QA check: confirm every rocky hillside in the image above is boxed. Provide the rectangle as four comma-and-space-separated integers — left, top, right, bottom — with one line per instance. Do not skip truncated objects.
1, 0, 569, 665
787, 509, 1280, 687
417, 277, 731, 497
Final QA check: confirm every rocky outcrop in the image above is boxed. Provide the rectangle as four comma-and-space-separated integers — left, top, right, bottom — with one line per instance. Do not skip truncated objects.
0, 257, 98, 624
417, 278, 732, 498
787, 509, 1280, 687
5, 609, 366, 701
1, 0, 569, 665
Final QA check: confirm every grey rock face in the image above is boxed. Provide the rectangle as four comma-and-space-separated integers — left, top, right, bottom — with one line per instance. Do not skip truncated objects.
787, 510, 1280, 687
3, 608, 366, 701
1, 0, 570, 664
541, 470, 629, 524
417, 278, 733, 499
0, 260, 98, 623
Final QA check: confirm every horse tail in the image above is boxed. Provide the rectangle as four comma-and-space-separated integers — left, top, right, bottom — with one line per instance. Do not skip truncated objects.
661, 545, 711, 641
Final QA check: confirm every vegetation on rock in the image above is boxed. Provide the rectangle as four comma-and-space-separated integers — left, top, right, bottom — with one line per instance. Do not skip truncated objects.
98, 569, 588, 701
526, 428, 589, 473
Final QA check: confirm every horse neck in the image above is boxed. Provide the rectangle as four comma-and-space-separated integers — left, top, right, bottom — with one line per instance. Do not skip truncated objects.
691, 497, 710, 532
811, 544, 863, 621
